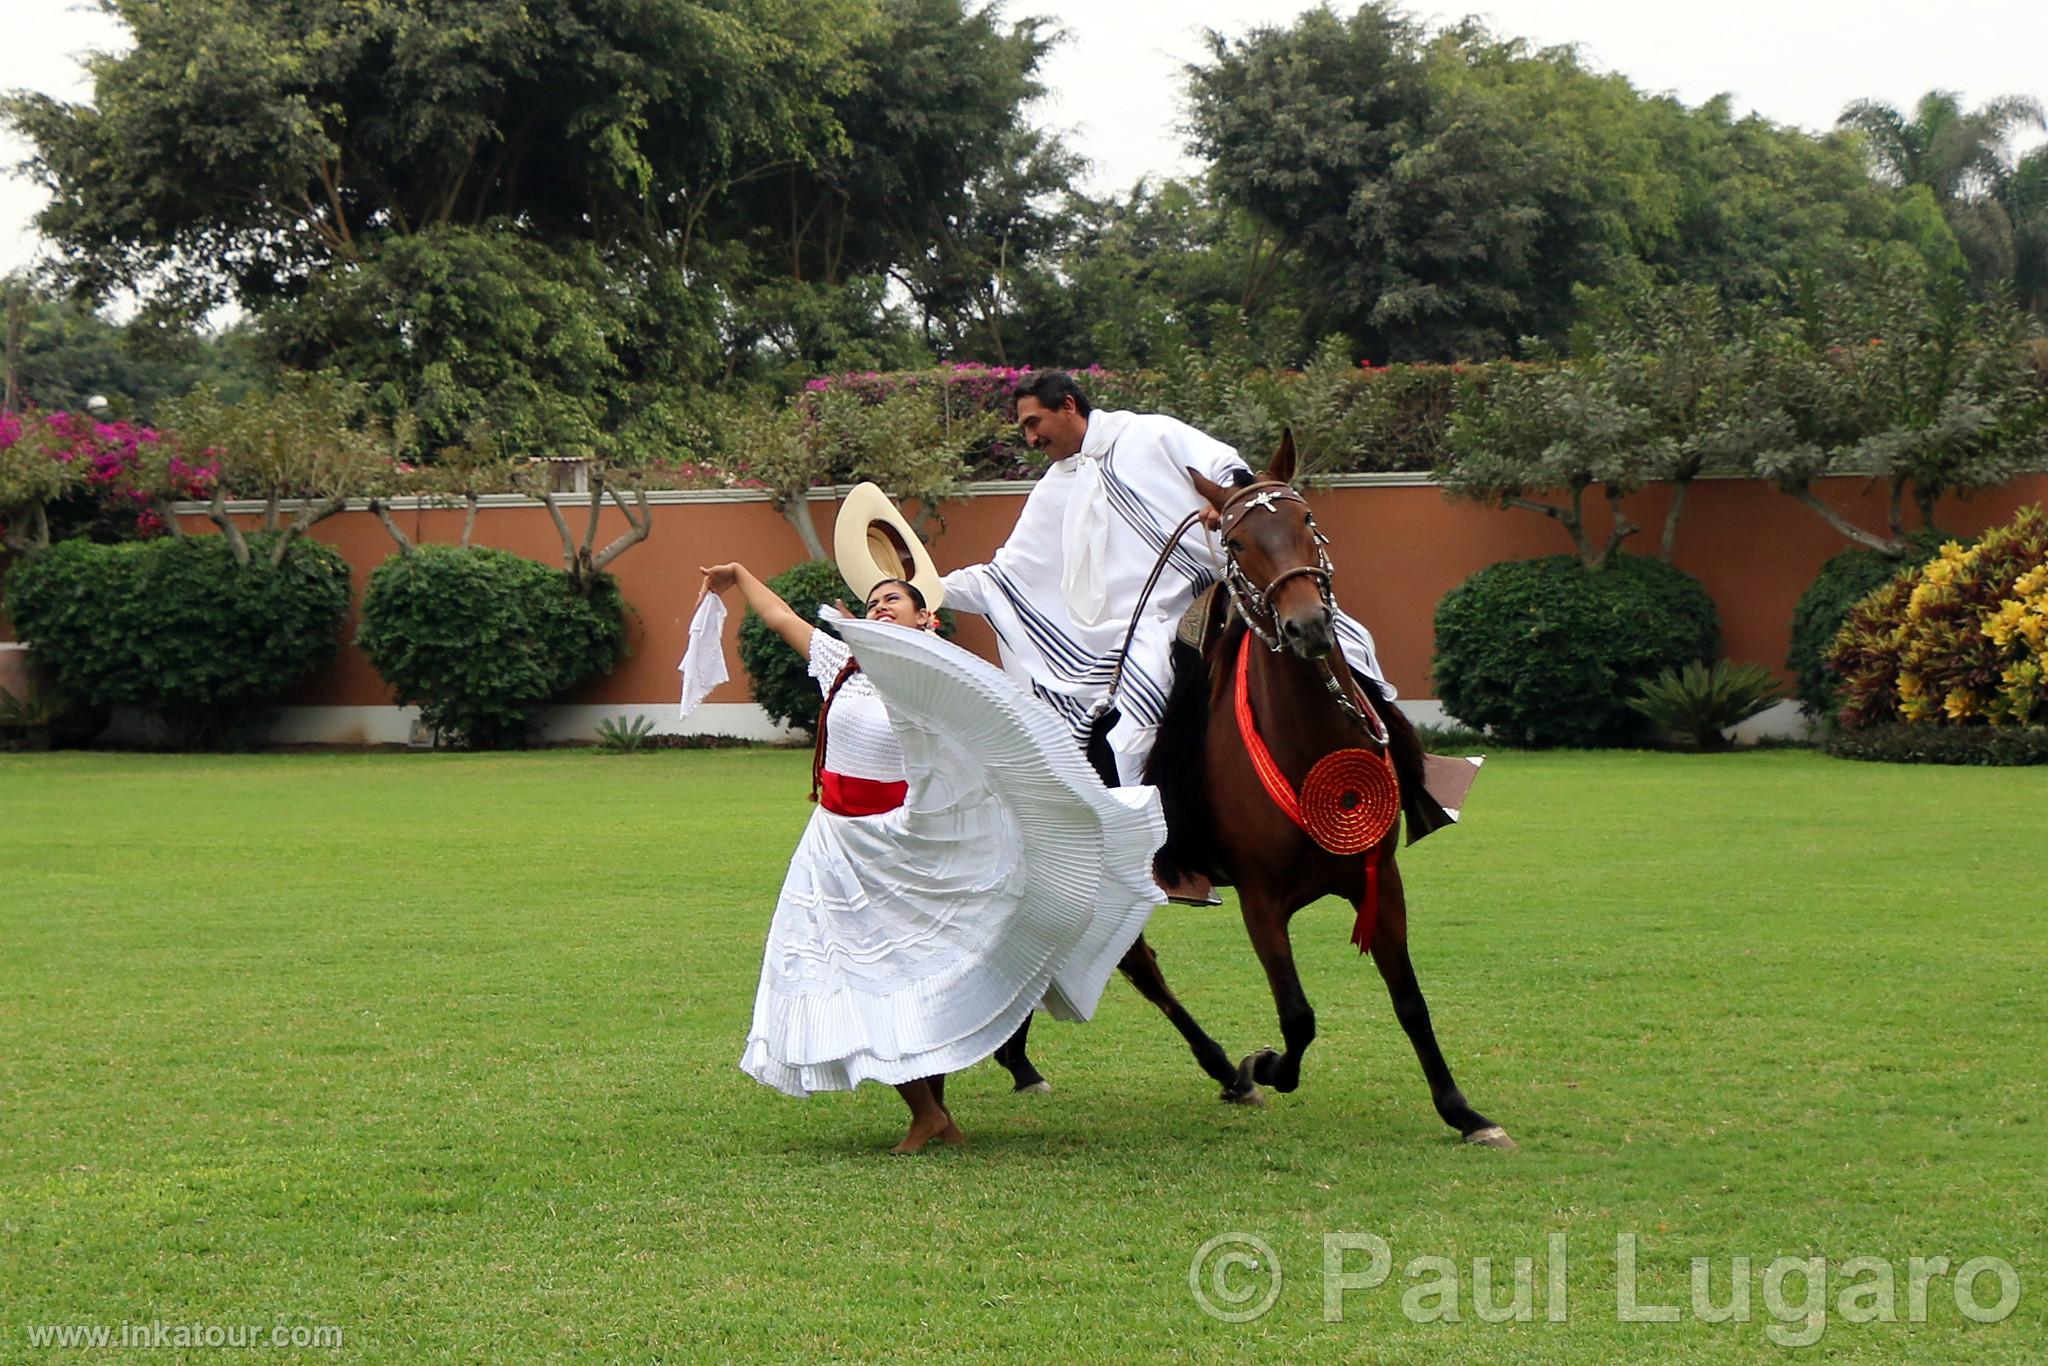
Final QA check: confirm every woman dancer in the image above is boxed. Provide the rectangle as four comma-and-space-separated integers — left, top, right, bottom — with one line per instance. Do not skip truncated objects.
697, 560, 1162, 1153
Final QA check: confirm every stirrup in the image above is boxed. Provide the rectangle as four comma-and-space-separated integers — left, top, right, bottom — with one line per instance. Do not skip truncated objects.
1160, 872, 1223, 907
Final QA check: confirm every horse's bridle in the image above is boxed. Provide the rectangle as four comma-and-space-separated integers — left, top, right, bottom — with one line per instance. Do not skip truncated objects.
1217, 480, 1387, 745
1217, 481, 1335, 653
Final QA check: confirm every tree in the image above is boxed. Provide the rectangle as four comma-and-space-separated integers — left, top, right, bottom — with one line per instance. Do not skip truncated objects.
1425, 280, 1794, 569
0, 412, 86, 552
4, 0, 874, 308
1003, 178, 1311, 370
1438, 361, 1662, 569
891, 127, 1083, 364
1573, 285, 1792, 560
1753, 254, 2048, 554
717, 275, 931, 391
1188, 6, 1701, 360
698, 1, 1070, 377
0, 276, 265, 420
701, 380, 996, 559
365, 424, 511, 554
3, 1, 1069, 437
514, 462, 654, 599
144, 374, 401, 567
260, 228, 647, 457
2003, 146, 2048, 318
1838, 91, 2045, 208
1838, 91, 2048, 293
1439, 285, 1795, 568
1647, 97, 1954, 300
1187, 4, 1959, 363
714, 0, 1056, 286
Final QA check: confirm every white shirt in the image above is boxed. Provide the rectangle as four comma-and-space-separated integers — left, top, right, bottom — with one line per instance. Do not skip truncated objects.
808, 631, 907, 783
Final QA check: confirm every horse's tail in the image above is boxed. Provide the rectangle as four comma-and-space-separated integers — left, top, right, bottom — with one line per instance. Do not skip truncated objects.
1143, 634, 1221, 885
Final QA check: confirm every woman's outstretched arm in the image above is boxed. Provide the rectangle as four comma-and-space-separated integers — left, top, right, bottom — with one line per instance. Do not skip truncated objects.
699, 563, 814, 657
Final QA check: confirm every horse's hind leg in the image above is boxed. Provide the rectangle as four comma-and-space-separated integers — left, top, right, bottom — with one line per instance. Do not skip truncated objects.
991, 1018, 1050, 1094
1237, 896, 1316, 1095
1370, 878, 1514, 1149
1118, 934, 1259, 1104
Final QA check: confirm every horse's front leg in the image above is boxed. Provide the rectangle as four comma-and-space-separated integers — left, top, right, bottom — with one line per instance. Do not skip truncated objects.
1116, 934, 1259, 1104
1369, 865, 1514, 1148
1237, 892, 1316, 1094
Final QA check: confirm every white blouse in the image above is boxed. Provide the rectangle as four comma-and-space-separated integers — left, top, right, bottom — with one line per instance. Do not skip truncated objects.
808, 630, 909, 783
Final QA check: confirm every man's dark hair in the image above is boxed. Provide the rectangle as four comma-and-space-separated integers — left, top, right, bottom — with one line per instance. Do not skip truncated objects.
1010, 370, 1092, 417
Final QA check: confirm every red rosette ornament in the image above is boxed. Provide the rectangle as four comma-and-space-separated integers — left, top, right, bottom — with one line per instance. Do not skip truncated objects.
1299, 748, 1399, 855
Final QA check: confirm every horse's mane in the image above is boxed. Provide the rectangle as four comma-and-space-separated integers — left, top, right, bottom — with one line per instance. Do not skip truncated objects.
1143, 617, 1246, 886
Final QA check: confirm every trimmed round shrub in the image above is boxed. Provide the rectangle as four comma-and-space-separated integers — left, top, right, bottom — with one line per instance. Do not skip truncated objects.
357, 545, 626, 748
1827, 506, 2048, 733
738, 560, 858, 736
1432, 553, 1720, 746
1786, 532, 1948, 718
2, 533, 351, 747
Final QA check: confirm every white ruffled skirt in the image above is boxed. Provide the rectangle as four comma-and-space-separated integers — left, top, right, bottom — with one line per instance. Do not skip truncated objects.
739, 613, 1165, 1097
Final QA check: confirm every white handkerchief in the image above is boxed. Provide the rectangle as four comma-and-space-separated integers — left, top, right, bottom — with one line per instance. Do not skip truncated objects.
677, 594, 729, 719
1060, 450, 1111, 626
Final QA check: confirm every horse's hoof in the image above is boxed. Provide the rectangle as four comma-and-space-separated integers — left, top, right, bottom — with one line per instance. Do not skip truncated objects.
1463, 1125, 1516, 1151
1228, 1052, 1275, 1100
1013, 1079, 1052, 1096
1241, 1047, 1280, 1088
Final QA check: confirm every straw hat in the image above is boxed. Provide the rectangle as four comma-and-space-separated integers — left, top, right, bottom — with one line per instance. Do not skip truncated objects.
832, 482, 945, 611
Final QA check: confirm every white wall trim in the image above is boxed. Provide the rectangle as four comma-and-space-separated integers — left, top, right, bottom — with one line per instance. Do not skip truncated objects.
534, 702, 802, 744
96, 701, 803, 746
93, 695, 1814, 747
1727, 699, 1817, 744
1402, 696, 1814, 742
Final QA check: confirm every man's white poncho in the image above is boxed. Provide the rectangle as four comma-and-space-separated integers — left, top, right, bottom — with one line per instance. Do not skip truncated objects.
942, 409, 1391, 783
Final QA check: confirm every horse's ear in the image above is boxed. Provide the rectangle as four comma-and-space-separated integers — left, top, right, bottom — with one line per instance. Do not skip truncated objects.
1269, 429, 1297, 485
1187, 466, 1229, 512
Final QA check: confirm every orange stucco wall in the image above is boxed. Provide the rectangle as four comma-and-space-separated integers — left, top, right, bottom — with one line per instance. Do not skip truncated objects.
5, 475, 2046, 705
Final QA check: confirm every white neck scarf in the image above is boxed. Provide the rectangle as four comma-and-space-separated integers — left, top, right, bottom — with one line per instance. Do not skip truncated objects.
1059, 413, 1123, 626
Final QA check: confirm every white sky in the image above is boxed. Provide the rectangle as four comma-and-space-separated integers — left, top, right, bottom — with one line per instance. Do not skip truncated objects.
5, 0, 2046, 280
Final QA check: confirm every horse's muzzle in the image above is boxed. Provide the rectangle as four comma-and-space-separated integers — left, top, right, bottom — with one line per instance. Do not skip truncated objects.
1279, 605, 1334, 660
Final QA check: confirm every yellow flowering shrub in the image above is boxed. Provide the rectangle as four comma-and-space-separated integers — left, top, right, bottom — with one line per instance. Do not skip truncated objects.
1827, 506, 2048, 730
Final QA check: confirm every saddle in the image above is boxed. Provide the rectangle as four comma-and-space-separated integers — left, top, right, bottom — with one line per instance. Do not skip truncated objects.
1177, 582, 1231, 656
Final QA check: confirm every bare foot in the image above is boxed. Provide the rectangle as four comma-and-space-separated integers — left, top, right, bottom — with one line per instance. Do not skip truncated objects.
889, 1113, 967, 1154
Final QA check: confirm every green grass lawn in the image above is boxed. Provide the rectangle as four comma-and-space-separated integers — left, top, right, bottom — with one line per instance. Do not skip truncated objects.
1, 748, 2042, 1362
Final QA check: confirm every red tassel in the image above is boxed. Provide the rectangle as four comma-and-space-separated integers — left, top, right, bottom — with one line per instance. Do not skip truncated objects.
1350, 852, 1380, 955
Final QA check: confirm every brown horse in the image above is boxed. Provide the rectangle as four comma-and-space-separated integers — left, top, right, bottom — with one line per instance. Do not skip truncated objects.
993, 433, 1512, 1148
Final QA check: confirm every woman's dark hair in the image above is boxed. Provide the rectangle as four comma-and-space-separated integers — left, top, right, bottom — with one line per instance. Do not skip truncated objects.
1009, 370, 1092, 417
866, 577, 927, 611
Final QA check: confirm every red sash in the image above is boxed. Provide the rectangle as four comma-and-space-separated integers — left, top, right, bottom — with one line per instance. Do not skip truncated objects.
817, 770, 907, 817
